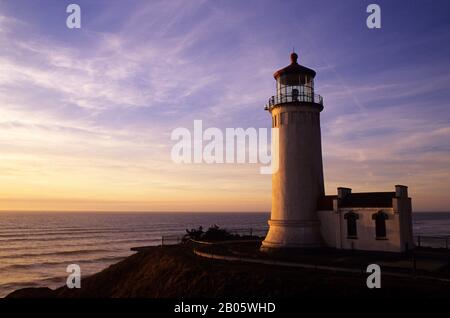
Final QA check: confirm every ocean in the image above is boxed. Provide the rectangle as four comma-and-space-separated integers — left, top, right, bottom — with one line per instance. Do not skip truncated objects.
0, 211, 449, 297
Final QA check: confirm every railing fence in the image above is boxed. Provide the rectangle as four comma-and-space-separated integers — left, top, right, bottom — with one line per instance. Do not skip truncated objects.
159, 234, 449, 249
415, 235, 450, 249
266, 93, 323, 110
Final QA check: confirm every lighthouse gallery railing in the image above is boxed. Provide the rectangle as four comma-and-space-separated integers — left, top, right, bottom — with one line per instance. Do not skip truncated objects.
266, 93, 323, 110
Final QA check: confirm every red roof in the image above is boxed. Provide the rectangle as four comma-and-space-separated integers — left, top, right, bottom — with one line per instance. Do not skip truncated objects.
273, 53, 316, 79
317, 192, 395, 210
317, 195, 336, 210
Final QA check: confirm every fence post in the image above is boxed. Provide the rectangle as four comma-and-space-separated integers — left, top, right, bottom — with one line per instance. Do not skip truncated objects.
417, 235, 421, 247
250, 228, 253, 237
446, 238, 448, 250
161, 236, 164, 247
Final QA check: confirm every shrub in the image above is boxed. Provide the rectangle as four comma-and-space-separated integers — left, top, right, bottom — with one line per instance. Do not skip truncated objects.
183, 225, 238, 242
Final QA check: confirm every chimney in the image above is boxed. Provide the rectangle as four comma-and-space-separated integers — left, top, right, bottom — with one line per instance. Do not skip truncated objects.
395, 185, 408, 198
337, 187, 352, 199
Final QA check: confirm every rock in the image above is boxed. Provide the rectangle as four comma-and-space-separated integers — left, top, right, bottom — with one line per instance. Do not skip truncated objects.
6, 287, 55, 298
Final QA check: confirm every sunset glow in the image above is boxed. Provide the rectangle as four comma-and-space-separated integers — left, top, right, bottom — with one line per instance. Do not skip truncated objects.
0, 0, 449, 212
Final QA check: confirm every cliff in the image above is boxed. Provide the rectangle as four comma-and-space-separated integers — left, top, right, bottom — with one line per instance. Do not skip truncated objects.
7, 244, 450, 298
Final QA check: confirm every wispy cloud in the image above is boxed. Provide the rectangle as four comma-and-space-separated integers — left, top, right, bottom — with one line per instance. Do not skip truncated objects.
0, 0, 449, 211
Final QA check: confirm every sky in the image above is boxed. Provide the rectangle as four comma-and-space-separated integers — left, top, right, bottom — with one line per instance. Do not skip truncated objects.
0, 0, 449, 212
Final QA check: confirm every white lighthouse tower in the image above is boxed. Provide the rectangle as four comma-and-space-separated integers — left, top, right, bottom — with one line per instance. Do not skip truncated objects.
262, 52, 325, 249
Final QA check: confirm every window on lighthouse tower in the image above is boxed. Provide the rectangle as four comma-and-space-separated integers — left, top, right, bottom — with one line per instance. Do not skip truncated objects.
276, 74, 314, 103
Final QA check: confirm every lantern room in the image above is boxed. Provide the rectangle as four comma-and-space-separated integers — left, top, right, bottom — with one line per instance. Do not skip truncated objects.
266, 52, 323, 109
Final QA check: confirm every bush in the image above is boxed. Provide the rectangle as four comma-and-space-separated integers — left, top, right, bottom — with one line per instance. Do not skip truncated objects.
184, 226, 204, 241
183, 225, 238, 242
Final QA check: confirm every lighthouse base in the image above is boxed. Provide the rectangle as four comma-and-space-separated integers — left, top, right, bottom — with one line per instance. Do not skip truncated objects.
261, 219, 323, 250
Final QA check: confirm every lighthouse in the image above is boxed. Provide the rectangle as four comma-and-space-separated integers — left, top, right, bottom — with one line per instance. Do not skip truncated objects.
262, 52, 325, 249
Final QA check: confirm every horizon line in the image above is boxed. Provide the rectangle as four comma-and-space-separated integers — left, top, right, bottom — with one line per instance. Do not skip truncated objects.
0, 210, 449, 214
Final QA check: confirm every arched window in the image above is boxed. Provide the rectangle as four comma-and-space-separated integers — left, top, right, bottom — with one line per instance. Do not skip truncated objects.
344, 211, 359, 239
372, 211, 388, 239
